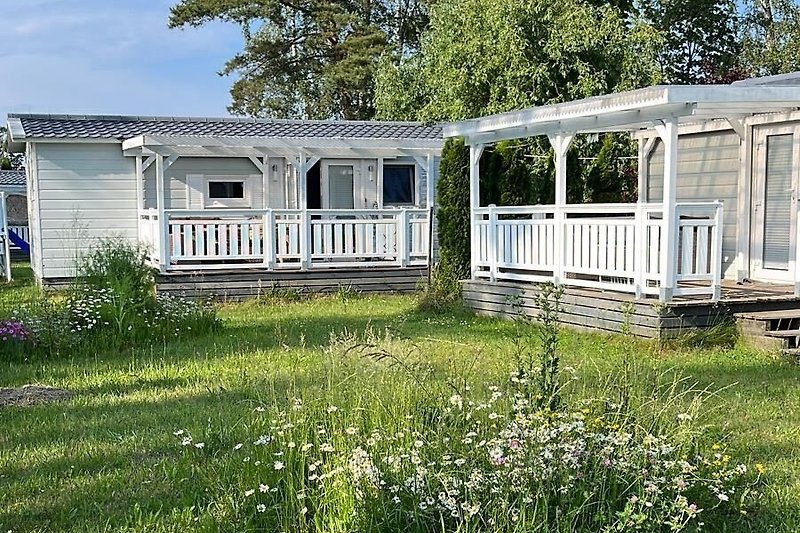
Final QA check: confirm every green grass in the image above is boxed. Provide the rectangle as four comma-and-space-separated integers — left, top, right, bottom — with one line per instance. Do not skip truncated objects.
1, 265, 799, 532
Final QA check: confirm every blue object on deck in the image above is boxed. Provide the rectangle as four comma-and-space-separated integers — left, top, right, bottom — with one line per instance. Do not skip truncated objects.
8, 229, 30, 253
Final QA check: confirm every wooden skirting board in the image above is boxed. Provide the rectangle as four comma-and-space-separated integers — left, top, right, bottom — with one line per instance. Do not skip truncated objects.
156, 266, 428, 300
461, 279, 800, 339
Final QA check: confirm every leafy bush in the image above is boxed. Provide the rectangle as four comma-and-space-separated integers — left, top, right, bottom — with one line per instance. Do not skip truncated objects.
3, 239, 221, 359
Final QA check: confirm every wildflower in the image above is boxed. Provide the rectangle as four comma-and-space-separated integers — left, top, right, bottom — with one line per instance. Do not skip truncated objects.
173, 430, 184, 436
256, 504, 266, 513
414, 440, 424, 448
717, 493, 729, 502
274, 461, 285, 471
244, 489, 255, 497
193, 442, 205, 449
346, 427, 358, 435
259, 484, 269, 493
756, 463, 766, 475
181, 437, 192, 446
233, 443, 243, 451
327, 405, 338, 413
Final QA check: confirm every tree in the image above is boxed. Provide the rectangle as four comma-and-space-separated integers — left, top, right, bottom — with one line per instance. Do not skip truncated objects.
169, 0, 431, 119
0, 127, 24, 171
741, 0, 800, 75
375, 0, 662, 122
639, 0, 740, 84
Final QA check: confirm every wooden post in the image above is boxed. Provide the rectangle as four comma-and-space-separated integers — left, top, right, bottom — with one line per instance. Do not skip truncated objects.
488, 204, 497, 282
712, 201, 724, 300
397, 208, 408, 267
264, 209, 276, 269
469, 144, 485, 279
634, 203, 646, 298
155, 154, 169, 272
262, 155, 270, 209
548, 133, 574, 285
300, 209, 311, 269
135, 156, 144, 212
637, 137, 657, 204
655, 119, 678, 302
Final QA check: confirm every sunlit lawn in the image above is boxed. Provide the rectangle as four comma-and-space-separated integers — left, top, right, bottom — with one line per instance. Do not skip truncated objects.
0, 263, 798, 532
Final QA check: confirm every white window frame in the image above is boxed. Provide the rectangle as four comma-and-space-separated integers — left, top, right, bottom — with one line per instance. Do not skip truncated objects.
382, 164, 416, 207
199, 175, 253, 209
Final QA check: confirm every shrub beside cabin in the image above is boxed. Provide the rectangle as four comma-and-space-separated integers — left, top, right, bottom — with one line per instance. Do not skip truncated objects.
5, 115, 442, 296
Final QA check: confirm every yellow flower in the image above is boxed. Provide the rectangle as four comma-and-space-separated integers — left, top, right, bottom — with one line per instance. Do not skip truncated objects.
756, 463, 766, 475
711, 443, 721, 451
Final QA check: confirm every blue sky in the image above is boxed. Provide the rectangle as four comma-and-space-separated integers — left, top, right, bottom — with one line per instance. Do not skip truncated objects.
1, 0, 244, 122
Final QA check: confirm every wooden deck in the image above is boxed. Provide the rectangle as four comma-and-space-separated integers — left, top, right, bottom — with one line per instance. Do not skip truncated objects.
157, 266, 428, 300
461, 279, 800, 338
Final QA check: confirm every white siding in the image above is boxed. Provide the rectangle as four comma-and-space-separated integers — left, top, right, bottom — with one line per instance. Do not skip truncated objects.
144, 157, 264, 209
647, 131, 740, 278
34, 143, 137, 279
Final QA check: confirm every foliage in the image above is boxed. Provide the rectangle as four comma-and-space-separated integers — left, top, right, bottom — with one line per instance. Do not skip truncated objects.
1, 242, 221, 359
169, 0, 432, 119
75, 239, 158, 334
375, 0, 662, 122
740, 0, 800, 76
0, 126, 24, 171
583, 134, 639, 203
423, 138, 471, 308
639, 0, 741, 84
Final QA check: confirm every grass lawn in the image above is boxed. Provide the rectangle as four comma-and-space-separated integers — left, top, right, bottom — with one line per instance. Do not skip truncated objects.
1, 264, 799, 532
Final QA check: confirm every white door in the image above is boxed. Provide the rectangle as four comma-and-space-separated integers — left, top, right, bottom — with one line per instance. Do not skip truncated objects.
751, 125, 800, 283
321, 161, 359, 209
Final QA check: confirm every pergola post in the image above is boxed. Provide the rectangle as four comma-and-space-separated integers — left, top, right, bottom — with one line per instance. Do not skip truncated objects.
637, 137, 657, 204
425, 152, 437, 273
155, 153, 168, 273
548, 133, 574, 285
469, 144, 485, 279
135, 156, 144, 212
655, 119, 679, 301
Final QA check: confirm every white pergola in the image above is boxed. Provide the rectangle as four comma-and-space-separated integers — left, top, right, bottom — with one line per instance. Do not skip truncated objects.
121, 134, 442, 212
443, 84, 800, 300
121, 134, 443, 271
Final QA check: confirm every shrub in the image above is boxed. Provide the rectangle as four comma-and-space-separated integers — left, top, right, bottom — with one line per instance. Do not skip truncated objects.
4, 239, 221, 358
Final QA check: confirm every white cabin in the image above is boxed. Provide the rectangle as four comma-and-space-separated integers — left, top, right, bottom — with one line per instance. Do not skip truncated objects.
6, 114, 442, 290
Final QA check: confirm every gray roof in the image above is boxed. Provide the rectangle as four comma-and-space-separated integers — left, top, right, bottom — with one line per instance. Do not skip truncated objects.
8, 113, 442, 141
0, 170, 25, 187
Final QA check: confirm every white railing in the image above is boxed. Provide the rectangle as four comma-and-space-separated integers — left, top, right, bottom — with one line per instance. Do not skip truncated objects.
138, 209, 161, 266
141, 208, 429, 272
474, 201, 723, 301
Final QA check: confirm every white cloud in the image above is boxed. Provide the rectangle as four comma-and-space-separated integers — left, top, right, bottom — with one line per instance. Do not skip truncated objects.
0, 0, 245, 120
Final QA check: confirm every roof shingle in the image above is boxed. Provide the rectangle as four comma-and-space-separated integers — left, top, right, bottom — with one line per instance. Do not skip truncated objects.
9, 114, 442, 141
0, 170, 25, 187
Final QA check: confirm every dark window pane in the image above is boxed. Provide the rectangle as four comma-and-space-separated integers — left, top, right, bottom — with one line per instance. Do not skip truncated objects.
383, 166, 414, 205
208, 181, 244, 199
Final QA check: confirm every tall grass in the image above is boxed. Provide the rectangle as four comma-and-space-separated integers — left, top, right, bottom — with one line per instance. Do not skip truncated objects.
170, 297, 762, 532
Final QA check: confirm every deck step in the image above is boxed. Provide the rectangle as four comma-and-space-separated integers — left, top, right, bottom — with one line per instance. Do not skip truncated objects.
735, 309, 800, 320
763, 329, 800, 338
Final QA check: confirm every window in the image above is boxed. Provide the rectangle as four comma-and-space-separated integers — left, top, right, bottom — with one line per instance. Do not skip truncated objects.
383, 165, 414, 205
208, 181, 245, 199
